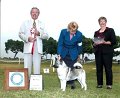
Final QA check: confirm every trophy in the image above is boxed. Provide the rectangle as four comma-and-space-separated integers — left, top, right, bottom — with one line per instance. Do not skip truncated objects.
31, 28, 35, 38
92, 37, 105, 44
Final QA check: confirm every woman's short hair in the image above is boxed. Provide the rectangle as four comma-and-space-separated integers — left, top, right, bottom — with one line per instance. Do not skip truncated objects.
98, 16, 107, 23
68, 21, 78, 31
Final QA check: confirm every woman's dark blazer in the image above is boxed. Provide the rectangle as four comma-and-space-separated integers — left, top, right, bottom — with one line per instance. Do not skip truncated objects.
94, 27, 116, 54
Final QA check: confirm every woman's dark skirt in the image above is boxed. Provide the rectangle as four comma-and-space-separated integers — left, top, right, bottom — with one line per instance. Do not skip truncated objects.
62, 54, 77, 69
62, 54, 77, 88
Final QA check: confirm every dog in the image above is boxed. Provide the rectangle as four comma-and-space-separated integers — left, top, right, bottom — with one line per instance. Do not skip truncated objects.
52, 57, 87, 91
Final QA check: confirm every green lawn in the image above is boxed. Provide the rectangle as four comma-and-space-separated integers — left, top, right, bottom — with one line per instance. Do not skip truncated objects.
0, 60, 120, 98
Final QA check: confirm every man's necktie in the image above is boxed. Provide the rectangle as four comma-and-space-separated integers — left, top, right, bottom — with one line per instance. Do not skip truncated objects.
33, 20, 36, 29
31, 20, 36, 55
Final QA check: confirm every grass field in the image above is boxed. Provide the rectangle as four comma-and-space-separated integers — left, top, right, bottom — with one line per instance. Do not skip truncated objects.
0, 60, 120, 98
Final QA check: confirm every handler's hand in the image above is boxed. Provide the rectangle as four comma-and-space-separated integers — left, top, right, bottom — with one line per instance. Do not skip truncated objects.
28, 37, 36, 42
77, 55, 81, 62
35, 29, 40, 36
58, 55, 61, 61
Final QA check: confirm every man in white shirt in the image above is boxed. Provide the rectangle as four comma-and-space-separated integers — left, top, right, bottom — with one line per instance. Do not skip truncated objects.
19, 7, 48, 77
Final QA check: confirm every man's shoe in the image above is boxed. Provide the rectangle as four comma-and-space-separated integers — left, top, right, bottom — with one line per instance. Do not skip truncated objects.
71, 82, 75, 89
107, 85, 112, 89
96, 85, 102, 88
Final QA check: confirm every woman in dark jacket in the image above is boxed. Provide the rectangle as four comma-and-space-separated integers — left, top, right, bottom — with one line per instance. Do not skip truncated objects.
93, 16, 116, 89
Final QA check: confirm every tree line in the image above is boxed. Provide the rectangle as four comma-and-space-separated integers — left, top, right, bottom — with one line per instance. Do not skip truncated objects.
5, 35, 120, 59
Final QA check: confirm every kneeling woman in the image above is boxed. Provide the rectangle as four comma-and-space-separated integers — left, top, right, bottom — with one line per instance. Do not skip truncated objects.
57, 21, 83, 89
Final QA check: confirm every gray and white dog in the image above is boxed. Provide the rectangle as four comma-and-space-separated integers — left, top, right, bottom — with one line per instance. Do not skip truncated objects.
52, 57, 87, 91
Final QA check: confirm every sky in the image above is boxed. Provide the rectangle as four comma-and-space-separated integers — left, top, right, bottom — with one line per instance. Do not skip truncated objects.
1, 0, 120, 58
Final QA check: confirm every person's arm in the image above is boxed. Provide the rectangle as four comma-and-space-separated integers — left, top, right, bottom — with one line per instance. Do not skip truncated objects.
104, 28, 116, 45
19, 22, 29, 43
57, 30, 64, 57
77, 31, 82, 55
103, 41, 111, 45
37, 22, 49, 39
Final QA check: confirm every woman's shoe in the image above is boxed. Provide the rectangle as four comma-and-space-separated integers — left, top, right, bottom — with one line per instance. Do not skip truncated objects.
107, 85, 112, 89
96, 85, 102, 88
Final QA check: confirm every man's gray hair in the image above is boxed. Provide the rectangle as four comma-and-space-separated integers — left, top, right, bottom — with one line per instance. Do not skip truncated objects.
30, 7, 40, 14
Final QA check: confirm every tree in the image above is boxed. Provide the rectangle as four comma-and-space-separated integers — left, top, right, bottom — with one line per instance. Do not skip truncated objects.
5, 39, 24, 58
113, 35, 120, 56
43, 37, 57, 58
82, 35, 93, 62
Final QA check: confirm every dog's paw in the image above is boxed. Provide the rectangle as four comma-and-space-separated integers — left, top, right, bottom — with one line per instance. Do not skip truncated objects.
84, 86, 87, 90
61, 88, 65, 91
62, 89, 65, 91
83, 85, 87, 90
